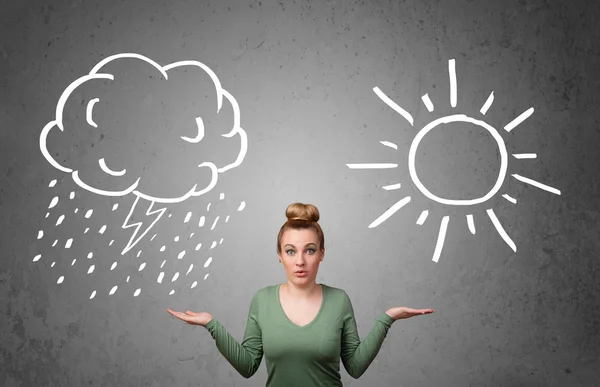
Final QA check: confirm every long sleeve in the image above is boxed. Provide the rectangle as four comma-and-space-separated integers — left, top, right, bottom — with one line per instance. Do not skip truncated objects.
204, 292, 263, 378
339, 292, 394, 379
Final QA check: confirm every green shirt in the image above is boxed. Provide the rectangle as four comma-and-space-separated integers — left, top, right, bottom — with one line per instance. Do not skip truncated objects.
205, 283, 395, 386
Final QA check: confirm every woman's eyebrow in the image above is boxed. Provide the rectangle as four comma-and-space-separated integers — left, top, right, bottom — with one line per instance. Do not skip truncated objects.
284, 243, 317, 248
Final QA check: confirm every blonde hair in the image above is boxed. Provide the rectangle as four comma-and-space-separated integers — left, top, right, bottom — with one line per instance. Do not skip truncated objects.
276, 202, 325, 253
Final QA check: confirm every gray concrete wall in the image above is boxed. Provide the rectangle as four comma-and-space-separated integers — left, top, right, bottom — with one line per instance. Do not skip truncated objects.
1, 0, 599, 386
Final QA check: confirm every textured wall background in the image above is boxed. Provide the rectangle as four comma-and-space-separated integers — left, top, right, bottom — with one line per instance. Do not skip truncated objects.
1, 0, 599, 386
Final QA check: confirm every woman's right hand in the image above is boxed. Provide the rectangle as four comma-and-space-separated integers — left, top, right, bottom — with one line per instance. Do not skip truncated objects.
167, 308, 213, 327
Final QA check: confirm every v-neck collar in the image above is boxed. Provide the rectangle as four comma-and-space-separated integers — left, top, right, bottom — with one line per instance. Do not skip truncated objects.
276, 283, 327, 329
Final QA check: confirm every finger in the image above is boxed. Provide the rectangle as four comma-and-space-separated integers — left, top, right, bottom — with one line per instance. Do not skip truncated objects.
168, 310, 191, 322
405, 309, 430, 316
185, 310, 195, 315
170, 311, 185, 319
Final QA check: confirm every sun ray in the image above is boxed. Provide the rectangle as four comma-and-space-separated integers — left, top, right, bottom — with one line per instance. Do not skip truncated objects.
480, 91, 494, 115
373, 87, 414, 126
486, 208, 516, 252
416, 210, 429, 225
368, 196, 411, 228
448, 59, 457, 108
432, 216, 450, 262
466, 214, 476, 234
512, 153, 537, 159
421, 93, 434, 112
346, 163, 398, 169
380, 140, 398, 150
504, 107, 534, 132
512, 174, 561, 195
502, 194, 517, 204
382, 183, 401, 191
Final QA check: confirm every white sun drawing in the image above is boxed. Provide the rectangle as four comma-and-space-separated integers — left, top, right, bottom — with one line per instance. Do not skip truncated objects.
347, 59, 561, 263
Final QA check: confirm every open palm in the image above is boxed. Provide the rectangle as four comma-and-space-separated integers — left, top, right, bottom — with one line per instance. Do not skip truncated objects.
167, 308, 213, 327
386, 306, 435, 321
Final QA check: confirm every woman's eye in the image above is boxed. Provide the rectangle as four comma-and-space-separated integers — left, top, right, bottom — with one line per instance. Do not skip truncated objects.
307, 249, 315, 254
286, 250, 295, 255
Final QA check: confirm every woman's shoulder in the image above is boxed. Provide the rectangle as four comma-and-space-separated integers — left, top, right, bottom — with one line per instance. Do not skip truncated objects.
250, 284, 281, 301
322, 283, 351, 300
244, 285, 276, 309
253, 284, 276, 296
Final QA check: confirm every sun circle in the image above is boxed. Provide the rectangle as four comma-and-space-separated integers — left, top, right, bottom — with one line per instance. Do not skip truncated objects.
408, 114, 508, 206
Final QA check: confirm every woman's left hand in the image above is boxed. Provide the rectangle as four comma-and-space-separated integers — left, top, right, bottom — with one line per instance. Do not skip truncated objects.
385, 306, 435, 321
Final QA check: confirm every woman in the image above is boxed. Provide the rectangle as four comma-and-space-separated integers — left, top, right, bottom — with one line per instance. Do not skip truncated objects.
167, 202, 434, 386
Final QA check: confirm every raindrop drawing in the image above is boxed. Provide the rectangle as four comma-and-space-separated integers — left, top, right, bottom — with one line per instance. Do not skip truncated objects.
347, 59, 561, 263
35, 53, 250, 297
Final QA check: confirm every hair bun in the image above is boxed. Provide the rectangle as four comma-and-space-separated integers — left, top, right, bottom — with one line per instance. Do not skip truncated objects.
285, 202, 320, 223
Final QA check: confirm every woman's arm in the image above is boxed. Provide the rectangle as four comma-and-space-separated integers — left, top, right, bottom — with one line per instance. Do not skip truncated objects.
339, 292, 394, 379
204, 293, 263, 378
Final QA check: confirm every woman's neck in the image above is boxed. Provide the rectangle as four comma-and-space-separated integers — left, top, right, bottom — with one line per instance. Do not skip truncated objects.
282, 281, 321, 299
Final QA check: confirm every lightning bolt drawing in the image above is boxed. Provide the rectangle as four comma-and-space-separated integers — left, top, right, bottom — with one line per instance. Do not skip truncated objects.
121, 195, 167, 255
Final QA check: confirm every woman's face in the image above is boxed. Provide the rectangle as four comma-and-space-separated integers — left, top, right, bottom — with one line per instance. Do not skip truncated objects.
278, 228, 324, 286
